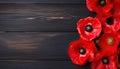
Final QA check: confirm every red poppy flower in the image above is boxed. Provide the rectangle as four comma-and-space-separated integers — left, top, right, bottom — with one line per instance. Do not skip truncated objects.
97, 14, 120, 33
98, 33, 119, 50
91, 49, 117, 69
86, 0, 113, 16
68, 39, 97, 66
77, 17, 102, 41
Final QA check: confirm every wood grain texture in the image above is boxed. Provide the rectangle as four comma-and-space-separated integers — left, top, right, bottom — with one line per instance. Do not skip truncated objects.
0, 32, 79, 60
0, 60, 90, 69
0, 4, 94, 32
0, 0, 85, 4
0, 3, 91, 69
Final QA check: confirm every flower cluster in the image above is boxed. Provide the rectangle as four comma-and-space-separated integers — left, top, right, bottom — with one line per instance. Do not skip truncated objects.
68, 0, 120, 69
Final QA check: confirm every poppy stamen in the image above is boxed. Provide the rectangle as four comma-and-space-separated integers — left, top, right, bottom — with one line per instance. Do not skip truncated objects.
102, 57, 109, 64
107, 38, 114, 45
79, 48, 86, 55
85, 25, 93, 32
106, 17, 114, 25
99, 0, 106, 6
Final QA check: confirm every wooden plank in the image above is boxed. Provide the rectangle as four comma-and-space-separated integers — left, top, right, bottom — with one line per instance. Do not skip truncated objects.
0, 60, 90, 69
0, 4, 94, 32
0, 32, 79, 60
0, 0, 85, 4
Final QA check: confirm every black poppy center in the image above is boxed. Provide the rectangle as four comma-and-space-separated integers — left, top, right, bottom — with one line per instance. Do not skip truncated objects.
106, 17, 114, 25
102, 57, 109, 64
79, 48, 86, 55
99, 0, 106, 6
85, 25, 93, 32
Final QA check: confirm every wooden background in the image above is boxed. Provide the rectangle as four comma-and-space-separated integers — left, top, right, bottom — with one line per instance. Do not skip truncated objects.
0, 0, 94, 69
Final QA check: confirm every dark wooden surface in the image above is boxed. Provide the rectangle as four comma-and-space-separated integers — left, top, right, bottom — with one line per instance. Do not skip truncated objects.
0, 32, 79, 60
0, 61, 90, 69
0, 4, 94, 32
0, 3, 91, 69
0, 0, 85, 4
